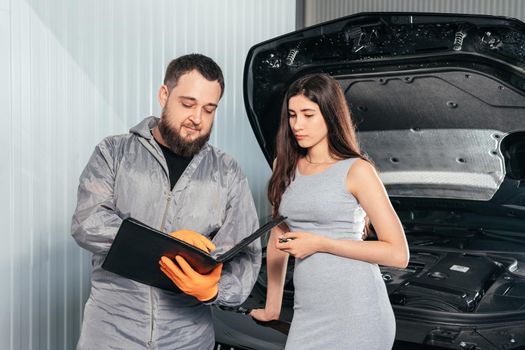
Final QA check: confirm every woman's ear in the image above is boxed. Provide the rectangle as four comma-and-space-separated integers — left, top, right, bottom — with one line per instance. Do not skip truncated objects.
158, 85, 169, 108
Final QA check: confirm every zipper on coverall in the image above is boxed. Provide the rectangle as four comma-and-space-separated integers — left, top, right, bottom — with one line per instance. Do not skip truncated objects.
140, 136, 175, 347
149, 189, 173, 347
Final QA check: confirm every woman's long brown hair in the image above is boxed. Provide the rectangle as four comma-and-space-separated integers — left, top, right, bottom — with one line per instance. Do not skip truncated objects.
268, 74, 369, 219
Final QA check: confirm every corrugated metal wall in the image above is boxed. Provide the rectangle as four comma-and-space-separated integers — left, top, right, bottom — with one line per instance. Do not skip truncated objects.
1, 1, 295, 349
304, 0, 525, 27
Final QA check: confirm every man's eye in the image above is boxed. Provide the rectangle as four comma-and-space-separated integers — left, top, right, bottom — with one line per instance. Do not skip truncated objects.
182, 103, 194, 108
204, 107, 216, 114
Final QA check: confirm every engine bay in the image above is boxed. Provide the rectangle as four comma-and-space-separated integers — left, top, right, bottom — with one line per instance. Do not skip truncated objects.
216, 227, 525, 349
382, 249, 525, 313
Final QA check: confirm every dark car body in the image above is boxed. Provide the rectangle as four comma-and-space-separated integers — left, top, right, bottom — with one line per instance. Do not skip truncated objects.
214, 12, 525, 350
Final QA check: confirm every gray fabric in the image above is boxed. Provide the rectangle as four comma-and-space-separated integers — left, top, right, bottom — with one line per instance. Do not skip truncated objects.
279, 158, 395, 350
71, 116, 260, 350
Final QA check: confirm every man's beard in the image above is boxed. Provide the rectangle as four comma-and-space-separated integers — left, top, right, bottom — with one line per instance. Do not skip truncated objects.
158, 107, 212, 157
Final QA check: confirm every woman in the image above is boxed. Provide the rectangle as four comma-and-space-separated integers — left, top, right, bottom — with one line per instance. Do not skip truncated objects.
250, 74, 409, 349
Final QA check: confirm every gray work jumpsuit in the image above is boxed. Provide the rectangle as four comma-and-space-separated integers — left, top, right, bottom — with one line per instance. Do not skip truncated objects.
72, 116, 261, 349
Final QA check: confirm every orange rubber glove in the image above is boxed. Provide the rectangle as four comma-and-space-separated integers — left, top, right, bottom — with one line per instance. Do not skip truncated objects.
160, 255, 223, 302
169, 229, 216, 253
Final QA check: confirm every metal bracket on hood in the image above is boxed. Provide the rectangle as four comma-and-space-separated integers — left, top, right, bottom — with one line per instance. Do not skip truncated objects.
350, 23, 382, 53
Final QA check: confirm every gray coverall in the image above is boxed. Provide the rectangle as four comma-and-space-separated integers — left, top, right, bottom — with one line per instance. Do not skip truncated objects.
72, 116, 261, 349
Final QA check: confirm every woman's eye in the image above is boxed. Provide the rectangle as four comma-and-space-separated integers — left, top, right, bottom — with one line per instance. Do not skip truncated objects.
288, 114, 296, 118
304, 114, 314, 118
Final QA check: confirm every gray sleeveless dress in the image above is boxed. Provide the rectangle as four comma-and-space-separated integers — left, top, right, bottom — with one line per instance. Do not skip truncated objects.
279, 158, 396, 350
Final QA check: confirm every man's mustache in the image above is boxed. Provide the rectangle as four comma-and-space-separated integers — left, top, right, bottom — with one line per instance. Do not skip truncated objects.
181, 122, 201, 132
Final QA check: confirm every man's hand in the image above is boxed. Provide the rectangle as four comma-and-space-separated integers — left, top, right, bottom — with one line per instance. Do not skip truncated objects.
160, 256, 223, 302
169, 229, 215, 253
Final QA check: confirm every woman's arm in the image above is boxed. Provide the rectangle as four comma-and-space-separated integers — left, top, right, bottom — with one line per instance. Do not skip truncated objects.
278, 159, 409, 268
250, 224, 290, 321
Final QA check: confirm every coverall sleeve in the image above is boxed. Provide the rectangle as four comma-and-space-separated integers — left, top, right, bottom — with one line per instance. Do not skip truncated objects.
209, 168, 261, 307
71, 138, 122, 255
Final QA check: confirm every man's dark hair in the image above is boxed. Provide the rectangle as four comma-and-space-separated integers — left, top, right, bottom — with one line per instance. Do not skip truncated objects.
163, 54, 224, 98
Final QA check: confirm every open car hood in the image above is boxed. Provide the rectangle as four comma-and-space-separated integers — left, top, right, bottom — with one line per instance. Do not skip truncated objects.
244, 12, 525, 203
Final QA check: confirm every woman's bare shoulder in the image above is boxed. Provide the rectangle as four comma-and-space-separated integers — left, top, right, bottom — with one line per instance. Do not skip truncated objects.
348, 158, 376, 176
346, 158, 381, 193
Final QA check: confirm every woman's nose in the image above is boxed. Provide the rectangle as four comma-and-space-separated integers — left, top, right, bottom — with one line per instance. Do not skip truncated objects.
292, 118, 304, 131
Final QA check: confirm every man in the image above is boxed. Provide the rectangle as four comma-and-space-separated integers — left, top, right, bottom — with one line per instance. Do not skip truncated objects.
72, 54, 261, 349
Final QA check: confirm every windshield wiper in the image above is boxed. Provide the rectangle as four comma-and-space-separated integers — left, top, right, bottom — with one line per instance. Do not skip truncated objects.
406, 223, 525, 245
478, 228, 525, 244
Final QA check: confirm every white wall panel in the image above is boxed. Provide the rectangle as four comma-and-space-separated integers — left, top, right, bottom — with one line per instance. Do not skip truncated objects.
304, 0, 525, 27
3, 1, 296, 349
0, 7, 11, 350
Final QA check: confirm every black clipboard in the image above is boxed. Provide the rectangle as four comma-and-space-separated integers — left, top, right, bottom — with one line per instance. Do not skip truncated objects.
102, 216, 286, 293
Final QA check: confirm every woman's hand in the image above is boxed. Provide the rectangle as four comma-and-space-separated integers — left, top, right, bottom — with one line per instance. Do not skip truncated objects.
275, 231, 327, 259
250, 308, 280, 322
